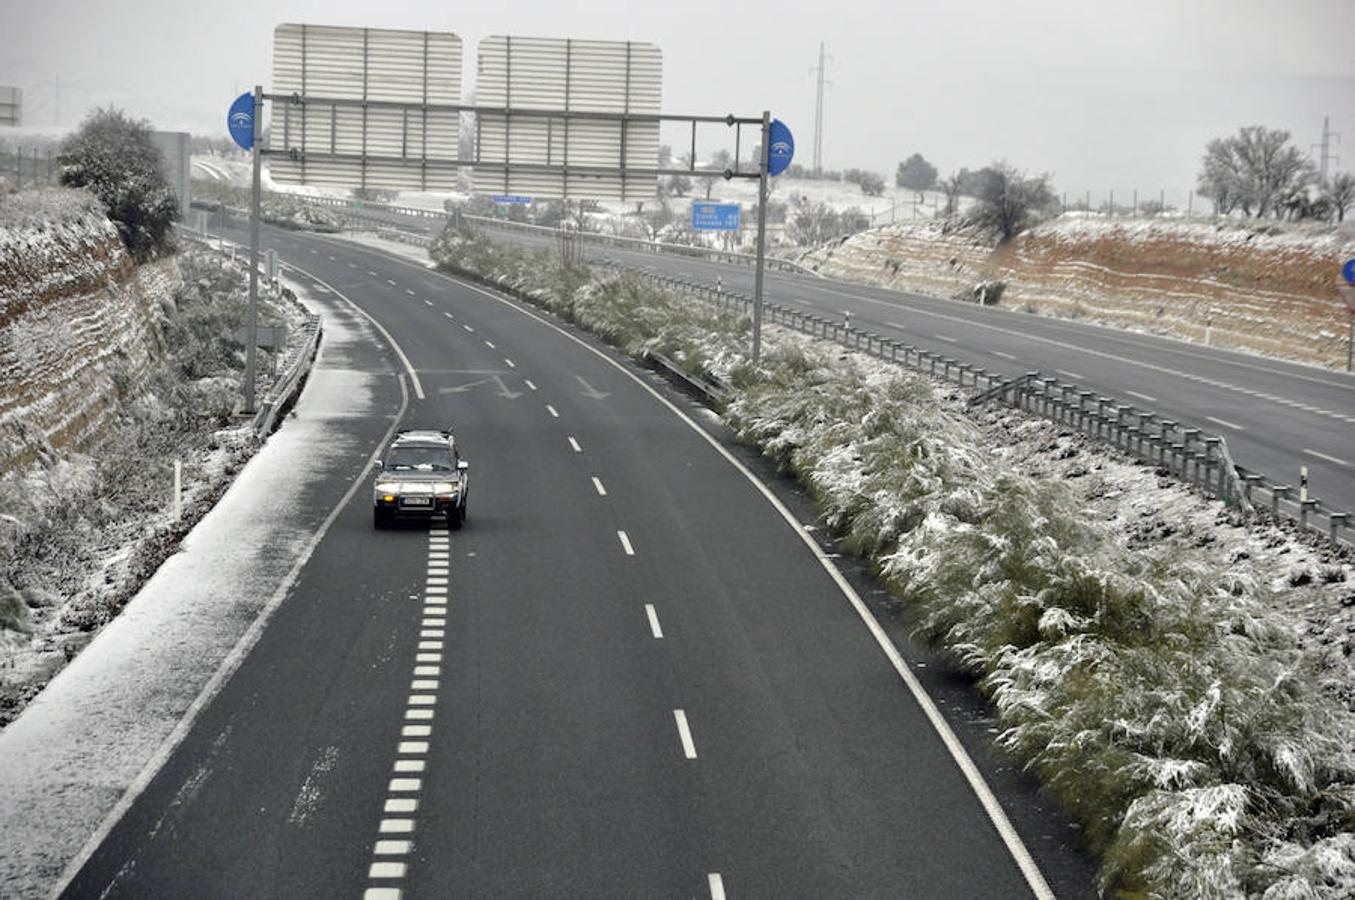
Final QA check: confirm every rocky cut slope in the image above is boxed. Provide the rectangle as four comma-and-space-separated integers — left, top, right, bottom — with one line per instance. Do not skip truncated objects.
0, 189, 174, 476
801, 216, 1355, 368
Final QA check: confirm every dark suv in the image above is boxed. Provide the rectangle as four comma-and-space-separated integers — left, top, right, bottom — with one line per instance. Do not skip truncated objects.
372, 428, 470, 529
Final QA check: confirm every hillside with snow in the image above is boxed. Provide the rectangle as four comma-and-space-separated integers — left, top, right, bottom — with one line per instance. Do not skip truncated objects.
799, 215, 1355, 369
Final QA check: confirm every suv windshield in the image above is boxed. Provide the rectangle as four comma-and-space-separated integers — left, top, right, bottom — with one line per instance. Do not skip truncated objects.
385, 446, 454, 472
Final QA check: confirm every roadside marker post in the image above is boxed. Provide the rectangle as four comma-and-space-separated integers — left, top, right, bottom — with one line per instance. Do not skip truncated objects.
1342, 285, 1355, 372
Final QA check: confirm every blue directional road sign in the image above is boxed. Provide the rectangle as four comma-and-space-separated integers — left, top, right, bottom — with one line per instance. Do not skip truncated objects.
691, 203, 741, 231
492, 194, 533, 205
767, 119, 794, 176
1344, 258, 1355, 285
227, 92, 255, 151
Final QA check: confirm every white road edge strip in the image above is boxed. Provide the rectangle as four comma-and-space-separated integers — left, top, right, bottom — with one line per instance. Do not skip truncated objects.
52, 374, 413, 897
1303, 448, 1350, 467
344, 238, 1058, 900
286, 262, 425, 401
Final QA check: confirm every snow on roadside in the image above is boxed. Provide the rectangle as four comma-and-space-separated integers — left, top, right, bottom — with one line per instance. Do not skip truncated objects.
0, 272, 392, 897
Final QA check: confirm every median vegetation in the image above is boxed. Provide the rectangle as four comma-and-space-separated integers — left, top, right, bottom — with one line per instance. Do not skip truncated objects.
429, 223, 1355, 899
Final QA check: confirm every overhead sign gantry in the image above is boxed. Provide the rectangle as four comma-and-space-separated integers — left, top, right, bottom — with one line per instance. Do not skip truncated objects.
227, 23, 792, 411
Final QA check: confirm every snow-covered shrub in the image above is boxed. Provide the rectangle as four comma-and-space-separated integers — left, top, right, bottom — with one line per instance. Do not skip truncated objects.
57, 108, 179, 262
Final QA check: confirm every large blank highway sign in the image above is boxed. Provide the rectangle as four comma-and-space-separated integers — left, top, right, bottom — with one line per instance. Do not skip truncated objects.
269, 23, 464, 191
474, 36, 662, 202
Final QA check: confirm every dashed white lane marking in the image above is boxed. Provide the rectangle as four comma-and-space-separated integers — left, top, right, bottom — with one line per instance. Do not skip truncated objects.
708, 873, 727, 900
364, 888, 402, 900
387, 279, 397, 286
443, 312, 454, 320
992, 350, 1018, 361
568, 436, 582, 452
368, 270, 379, 277
463, 324, 474, 332
1206, 415, 1245, 431
935, 334, 957, 343
406, 288, 415, 296
546, 404, 559, 418
592, 476, 608, 496
505, 359, 516, 368
484, 340, 496, 349
525, 379, 537, 390
423, 300, 434, 307
886, 321, 906, 329
618, 530, 634, 555
366, 527, 448, 897
348, 262, 358, 268
674, 709, 697, 759
1126, 390, 1158, 403
645, 604, 664, 639
1303, 448, 1350, 467
1056, 369, 1084, 381
327, 255, 337, 261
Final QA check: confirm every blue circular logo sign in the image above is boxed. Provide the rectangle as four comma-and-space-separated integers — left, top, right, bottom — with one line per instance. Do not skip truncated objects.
227, 92, 255, 151
1344, 258, 1355, 286
767, 119, 794, 177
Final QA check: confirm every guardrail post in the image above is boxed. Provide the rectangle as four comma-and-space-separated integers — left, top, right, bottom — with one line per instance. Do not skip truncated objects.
1241, 474, 1262, 504
1271, 485, 1292, 519
1203, 438, 1221, 494
1330, 513, 1350, 544
1298, 498, 1319, 530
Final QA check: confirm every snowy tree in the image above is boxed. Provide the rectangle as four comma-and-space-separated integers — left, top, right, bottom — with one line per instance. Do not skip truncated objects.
666, 174, 692, 197
858, 171, 886, 196
896, 153, 938, 195
967, 162, 1055, 239
1197, 126, 1315, 218
57, 107, 179, 262
1328, 172, 1355, 222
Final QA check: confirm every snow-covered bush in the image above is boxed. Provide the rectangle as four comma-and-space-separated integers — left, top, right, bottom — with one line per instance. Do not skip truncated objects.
57, 108, 179, 262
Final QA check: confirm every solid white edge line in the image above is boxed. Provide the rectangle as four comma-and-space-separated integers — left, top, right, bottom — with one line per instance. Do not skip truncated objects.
285, 262, 425, 400
52, 374, 413, 897
331, 235, 1057, 900
708, 873, 726, 900
1125, 390, 1158, 403
674, 709, 698, 759
645, 604, 664, 639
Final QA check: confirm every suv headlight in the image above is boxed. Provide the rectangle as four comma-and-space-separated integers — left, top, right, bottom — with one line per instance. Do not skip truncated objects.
432, 481, 456, 495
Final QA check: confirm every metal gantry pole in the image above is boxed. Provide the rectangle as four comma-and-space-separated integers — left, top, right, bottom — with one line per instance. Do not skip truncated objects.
751, 110, 770, 367
244, 84, 264, 414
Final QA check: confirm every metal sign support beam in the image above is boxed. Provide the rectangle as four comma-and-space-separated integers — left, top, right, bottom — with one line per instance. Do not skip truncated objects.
752, 110, 770, 367
244, 84, 263, 414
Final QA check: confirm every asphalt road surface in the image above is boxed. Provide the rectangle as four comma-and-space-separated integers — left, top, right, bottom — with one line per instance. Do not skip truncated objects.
63, 224, 1099, 898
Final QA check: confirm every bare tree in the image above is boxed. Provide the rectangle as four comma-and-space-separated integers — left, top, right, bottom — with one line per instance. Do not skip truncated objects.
938, 172, 964, 215
1329, 172, 1355, 222
967, 162, 1055, 239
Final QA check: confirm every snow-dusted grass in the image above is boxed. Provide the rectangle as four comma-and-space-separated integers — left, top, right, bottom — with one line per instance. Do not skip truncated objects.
432, 223, 1355, 899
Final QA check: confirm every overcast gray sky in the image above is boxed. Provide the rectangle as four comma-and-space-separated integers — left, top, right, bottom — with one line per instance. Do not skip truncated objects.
2, 0, 1352, 205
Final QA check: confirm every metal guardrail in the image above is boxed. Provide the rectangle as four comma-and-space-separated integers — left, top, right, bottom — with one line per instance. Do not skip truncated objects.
643, 350, 731, 408
598, 261, 1353, 551
460, 215, 819, 277
176, 226, 323, 438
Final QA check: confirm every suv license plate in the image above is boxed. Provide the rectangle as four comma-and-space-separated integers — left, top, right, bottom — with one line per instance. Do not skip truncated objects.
401, 497, 432, 507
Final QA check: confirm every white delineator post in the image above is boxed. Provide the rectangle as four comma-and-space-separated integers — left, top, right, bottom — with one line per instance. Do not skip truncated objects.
243, 84, 263, 414
172, 460, 182, 522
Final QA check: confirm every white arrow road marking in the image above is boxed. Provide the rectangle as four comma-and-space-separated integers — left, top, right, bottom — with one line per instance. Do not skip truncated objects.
438, 375, 522, 399
576, 376, 611, 400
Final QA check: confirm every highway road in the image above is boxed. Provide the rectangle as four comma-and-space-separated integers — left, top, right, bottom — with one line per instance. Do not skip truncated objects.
334, 202, 1355, 519
63, 223, 1097, 897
